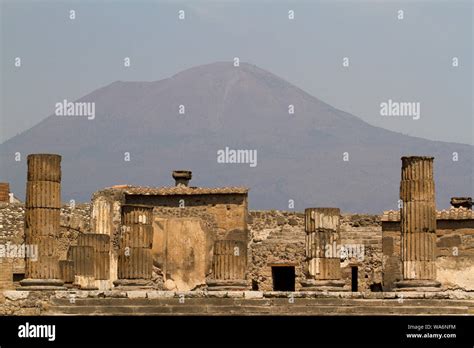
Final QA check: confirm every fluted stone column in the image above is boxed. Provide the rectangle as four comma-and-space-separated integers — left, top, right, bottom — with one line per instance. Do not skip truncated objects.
65, 233, 111, 289
67, 245, 95, 289
395, 156, 440, 290
20, 154, 64, 289
78, 233, 111, 282
207, 240, 248, 291
114, 205, 154, 288
300, 208, 346, 291
59, 260, 75, 285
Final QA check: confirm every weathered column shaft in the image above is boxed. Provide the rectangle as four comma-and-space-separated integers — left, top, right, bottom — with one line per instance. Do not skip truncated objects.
212, 240, 247, 280
400, 156, 437, 282
59, 260, 75, 284
207, 239, 248, 290
22, 154, 64, 288
77, 233, 111, 280
66, 245, 97, 290
117, 205, 154, 280
91, 194, 122, 288
305, 208, 341, 280
68, 246, 94, 277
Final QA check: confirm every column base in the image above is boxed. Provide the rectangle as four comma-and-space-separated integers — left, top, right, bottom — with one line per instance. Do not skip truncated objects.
206, 279, 248, 291
300, 279, 348, 291
18, 278, 65, 291
113, 279, 154, 290
394, 279, 441, 292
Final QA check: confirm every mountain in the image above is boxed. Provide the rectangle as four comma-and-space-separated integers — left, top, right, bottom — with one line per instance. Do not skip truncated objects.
0, 62, 472, 213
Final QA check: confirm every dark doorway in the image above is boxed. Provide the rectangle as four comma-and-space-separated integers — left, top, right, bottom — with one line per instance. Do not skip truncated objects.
370, 282, 383, 292
351, 266, 358, 292
272, 266, 295, 291
13, 273, 25, 283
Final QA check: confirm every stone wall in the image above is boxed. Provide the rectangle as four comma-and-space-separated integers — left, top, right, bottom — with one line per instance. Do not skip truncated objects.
153, 215, 214, 291
91, 189, 248, 287
127, 194, 248, 241
435, 220, 474, 291
339, 215, 382, 292
2, 201, 471, 293
382, 229, 403, 291
248, 211, 383, 292
382, 219, 474, 291
150, 207, 231, 290
0, 290, 51, 315
0, 203, 25, 242
248, 210, 306, 291
0, 202, 91, 279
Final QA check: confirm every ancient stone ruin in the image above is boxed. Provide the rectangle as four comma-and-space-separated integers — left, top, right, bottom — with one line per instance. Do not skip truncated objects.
300, 208, 346, 291
396, 156, 440, 290
20, 154, 64, 290
0, 153, 473, 315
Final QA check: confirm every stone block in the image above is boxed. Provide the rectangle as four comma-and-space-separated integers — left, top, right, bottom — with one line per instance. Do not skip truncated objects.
126, 291, 147, 299
4, 290, 29, 300
244, 291, 263, 299
437, 235, 462, 248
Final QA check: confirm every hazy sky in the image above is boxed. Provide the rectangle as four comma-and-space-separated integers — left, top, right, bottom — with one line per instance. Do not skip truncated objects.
1, 0, 472, 144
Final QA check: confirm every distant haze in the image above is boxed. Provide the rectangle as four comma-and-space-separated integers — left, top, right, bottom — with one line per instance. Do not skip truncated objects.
0, 62, 472, 213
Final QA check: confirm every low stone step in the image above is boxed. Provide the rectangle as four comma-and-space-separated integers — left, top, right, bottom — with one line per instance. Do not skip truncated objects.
48, 304, 470, 316
50, 297, 239, 306
49, 297, 474, 308
46, 297, 474, 316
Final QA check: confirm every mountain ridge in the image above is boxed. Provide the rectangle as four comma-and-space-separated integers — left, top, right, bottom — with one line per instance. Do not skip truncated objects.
0, 61, 472, 213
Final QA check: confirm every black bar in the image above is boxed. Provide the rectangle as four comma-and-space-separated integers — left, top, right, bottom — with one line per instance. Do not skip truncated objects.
0, 316, 472, 346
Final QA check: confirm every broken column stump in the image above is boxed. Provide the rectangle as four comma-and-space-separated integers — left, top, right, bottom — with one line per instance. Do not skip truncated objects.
300, 208, 347, 291
395, 156, 441, 291
20, 154, 64, 290
59, 260, 75, 286
114, 205, 154, 289
67, 245, 96, 289
78, 233, 110, 290
63, 233, 111, 290
207, 240, 248, 291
